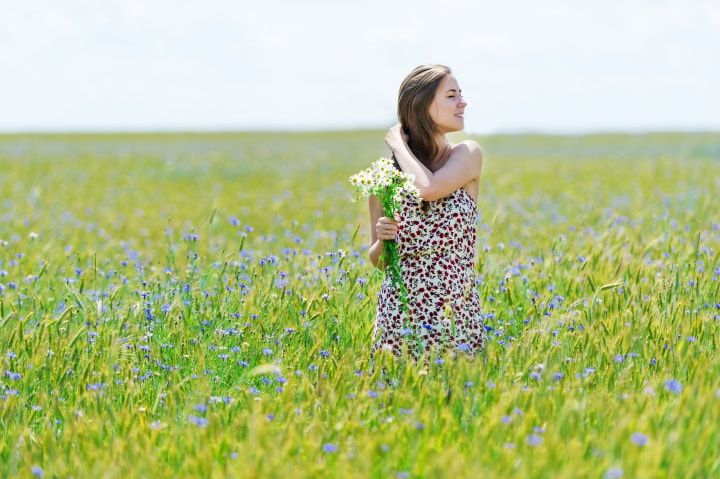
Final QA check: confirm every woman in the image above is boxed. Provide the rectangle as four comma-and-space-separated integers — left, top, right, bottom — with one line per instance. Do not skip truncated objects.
368, 64, 487, 360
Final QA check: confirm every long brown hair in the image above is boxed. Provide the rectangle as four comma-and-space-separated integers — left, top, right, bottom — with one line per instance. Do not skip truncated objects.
393, 64, 452, 171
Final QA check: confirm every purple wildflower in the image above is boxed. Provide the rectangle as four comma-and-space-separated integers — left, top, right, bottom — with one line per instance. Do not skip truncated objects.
322, 443, 338, 453
630, 432, 648, 446
526, 434, 543, 446
664, 379, 682, 394
188, 415, 208, 427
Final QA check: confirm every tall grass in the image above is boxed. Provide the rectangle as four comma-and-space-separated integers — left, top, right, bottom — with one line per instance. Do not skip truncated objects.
0, 131, 719, 478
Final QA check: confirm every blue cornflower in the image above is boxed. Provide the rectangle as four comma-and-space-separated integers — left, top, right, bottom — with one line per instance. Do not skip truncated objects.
319, 350, 330, 358
31, 466, 44, 478
530, 372, 541, 381
630, 432, 648, 446
552, 372, 564, 381
262, 348, 273, 356
605, 467, 623, 479
368, 390, 379, 398
188, 415, 208, 427
664, 379, 682, 394
322, 443, 338, 453
526, 434, 543, 446
194, 403, 207, 413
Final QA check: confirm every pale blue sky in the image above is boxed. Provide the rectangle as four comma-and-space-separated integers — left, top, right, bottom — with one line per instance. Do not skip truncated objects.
1, 0, 718, 133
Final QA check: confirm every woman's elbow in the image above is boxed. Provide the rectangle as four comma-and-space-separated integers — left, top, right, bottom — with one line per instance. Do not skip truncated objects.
417, 185, 436, 202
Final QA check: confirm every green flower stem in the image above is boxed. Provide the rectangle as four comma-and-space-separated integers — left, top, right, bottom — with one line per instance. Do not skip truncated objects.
380, 192, 426, 358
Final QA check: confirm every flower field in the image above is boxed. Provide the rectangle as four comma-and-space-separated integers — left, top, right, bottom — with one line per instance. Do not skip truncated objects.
1, 131, 719, 478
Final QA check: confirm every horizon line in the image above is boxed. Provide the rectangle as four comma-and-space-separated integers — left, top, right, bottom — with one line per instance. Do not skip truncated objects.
0, 126, 719, 137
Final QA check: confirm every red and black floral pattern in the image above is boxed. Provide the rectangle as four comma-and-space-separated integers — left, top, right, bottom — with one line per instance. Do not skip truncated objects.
371, 187, 487, 358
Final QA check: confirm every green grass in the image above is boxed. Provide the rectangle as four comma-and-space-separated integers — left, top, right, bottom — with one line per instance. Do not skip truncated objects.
0, 130, 719, 478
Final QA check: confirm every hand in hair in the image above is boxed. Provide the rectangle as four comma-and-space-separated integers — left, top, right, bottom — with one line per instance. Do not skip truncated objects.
385, 123, 409, 150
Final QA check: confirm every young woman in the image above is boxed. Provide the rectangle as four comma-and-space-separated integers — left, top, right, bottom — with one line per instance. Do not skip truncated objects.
368, 64, 487, 359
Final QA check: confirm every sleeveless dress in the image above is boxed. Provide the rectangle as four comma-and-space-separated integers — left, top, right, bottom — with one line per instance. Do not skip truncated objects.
371, 185, 487, 358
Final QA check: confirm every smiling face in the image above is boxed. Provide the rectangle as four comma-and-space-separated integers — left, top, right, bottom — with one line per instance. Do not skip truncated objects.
428, 74, 467, 134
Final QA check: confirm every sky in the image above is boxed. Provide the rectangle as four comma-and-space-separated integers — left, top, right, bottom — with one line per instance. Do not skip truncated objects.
0, 0, 718, 134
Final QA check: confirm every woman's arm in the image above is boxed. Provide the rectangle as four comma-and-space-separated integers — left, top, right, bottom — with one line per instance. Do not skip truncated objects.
386, 125, 483, 202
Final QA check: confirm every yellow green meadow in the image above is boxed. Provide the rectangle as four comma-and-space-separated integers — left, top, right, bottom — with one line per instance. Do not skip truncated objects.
1, 131, 719, 478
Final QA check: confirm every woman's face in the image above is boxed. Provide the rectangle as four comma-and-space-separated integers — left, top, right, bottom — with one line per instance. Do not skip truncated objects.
428, 74, 467, 134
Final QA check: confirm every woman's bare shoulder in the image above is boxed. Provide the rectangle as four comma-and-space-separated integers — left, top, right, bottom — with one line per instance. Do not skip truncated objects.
451, 139, 483, 154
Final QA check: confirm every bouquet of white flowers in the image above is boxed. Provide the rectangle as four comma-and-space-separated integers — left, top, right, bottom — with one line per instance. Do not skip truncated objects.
349, 157, 424, 355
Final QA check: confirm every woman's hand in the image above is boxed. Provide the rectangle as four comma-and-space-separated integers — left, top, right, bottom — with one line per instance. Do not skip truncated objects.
376, 213, 400, 241
385, 123, 409, 151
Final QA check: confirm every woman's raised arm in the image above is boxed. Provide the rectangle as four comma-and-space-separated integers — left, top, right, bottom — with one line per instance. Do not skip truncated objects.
386, 125, 483, 202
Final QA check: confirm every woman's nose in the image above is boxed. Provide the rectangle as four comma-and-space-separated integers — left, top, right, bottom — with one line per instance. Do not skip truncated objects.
459, 97, 467, 107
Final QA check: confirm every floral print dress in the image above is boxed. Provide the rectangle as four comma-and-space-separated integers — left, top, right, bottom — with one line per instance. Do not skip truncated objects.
371, 186, 487, 358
